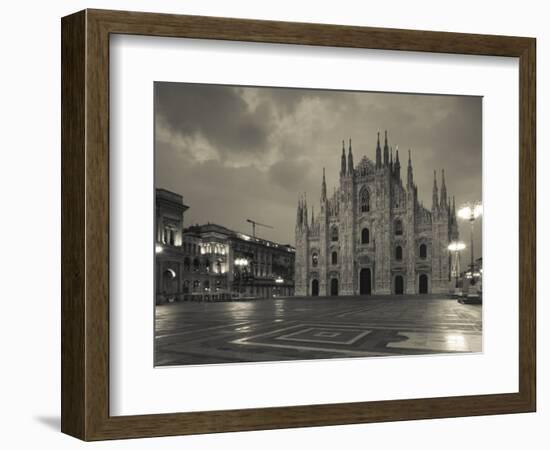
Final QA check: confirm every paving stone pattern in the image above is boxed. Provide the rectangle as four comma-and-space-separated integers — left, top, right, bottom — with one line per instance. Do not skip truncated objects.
155, 296, 482, 366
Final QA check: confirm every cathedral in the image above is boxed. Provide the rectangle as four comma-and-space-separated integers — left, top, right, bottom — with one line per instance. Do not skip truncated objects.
294, 131, 459, 297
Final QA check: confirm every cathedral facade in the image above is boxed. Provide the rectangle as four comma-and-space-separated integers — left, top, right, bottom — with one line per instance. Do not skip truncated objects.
295, 131, 459, 297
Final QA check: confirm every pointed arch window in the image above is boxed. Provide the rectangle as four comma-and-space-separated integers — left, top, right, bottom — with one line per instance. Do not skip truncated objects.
395, 245, 403, 261
312, 252, 319, 267
361, 228, 370, 244
331, 226, 339, 242
394, 219, 403, 236
331, 251, 338, 265
360, 188, 370, 213
419, 243, 427, 259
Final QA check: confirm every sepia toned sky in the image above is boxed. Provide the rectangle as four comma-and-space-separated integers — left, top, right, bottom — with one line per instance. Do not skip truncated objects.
155, 82, 482, 260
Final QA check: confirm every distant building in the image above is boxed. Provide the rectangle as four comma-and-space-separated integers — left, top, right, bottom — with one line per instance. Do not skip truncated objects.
155, 188, 295, 304
294, 132, 459, 297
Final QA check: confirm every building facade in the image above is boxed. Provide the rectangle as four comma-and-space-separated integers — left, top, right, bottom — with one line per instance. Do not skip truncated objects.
295, 132, 459, 297
156, 188, 295, 304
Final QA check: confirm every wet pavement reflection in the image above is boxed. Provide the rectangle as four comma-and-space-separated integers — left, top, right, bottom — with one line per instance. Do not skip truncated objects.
155, 296, 482, 366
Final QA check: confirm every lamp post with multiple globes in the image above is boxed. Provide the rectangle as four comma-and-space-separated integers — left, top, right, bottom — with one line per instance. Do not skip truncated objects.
447, 241, 466, 288
457, 201, 483, 274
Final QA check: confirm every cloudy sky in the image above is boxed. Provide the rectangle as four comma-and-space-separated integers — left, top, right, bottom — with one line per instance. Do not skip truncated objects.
155, 82, 482, 260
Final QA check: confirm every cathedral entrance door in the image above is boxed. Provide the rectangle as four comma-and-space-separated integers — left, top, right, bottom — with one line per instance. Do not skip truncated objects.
359, 268, 371, 295
419, 274, 428, 294
395, 275, 404, 294
330, 278, 339, 296
311, 279, 319, 296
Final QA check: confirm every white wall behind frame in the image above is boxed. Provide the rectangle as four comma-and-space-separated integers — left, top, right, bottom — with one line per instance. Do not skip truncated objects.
110, 34, 518, 416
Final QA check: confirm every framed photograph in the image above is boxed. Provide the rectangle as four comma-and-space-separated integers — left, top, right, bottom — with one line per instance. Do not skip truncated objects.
61, 9, 536, 440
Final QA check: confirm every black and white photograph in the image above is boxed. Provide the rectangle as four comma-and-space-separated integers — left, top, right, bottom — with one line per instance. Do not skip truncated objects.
154, 82, 483, 366
2, 0, 543, 446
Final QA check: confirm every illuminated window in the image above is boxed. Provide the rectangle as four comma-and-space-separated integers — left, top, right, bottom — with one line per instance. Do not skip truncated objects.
163, 226, 175, 245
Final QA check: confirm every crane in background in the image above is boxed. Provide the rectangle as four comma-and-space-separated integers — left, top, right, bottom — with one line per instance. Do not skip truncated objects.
246, 219, 274, 238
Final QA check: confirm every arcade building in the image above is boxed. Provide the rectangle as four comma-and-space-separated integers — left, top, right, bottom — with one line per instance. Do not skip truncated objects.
155, 188, 295, 304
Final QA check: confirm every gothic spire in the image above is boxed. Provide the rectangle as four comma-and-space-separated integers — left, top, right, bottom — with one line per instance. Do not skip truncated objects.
296, 195, 302, 227
383, 130, 389, 166
347, 138, 354, 174
407, 149, 414, 187
340, 140, 346, 176
440, 169, 447, 208
395, 146, 401, 179
376, 131, 382, 169
303, 192, 308, 227
432, 170, 439, 210
321, 167, 327, 201
452, 195, 456, 215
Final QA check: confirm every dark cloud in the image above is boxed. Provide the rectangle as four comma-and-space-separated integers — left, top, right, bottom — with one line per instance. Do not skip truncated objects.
254, 87, 321, 115
155, 83, 482, 259
268, 159, 315, 193
155, 82, 272, 156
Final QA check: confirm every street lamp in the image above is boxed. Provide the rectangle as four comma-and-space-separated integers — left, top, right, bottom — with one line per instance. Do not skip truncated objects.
457, 202, 482, 273
234, 258, 249, 297
448, 241, 466, 287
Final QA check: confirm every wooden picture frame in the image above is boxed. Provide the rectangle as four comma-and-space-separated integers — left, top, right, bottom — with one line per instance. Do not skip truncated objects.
61, 9, 536, 441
